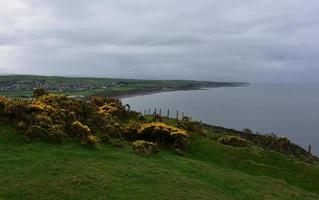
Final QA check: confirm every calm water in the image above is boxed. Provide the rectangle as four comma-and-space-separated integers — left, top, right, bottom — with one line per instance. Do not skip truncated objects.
122, 84, 319, 155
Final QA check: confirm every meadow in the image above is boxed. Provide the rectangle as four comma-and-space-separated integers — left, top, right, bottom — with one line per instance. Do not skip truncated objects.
1, 119, 319, 200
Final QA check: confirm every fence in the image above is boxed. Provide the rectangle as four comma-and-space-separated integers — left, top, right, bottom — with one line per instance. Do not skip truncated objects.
141, 108, 191, 121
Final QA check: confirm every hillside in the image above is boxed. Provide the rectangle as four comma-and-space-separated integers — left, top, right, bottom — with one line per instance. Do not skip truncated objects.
0, 75, 247, 98
0, 93, 318, 200
0, 120, 319, 200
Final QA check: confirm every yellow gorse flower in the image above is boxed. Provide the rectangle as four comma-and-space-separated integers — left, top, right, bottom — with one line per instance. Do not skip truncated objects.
139, 122, 189, 137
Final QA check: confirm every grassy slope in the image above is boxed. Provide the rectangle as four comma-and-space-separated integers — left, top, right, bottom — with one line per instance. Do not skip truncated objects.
0, 121, 318, 200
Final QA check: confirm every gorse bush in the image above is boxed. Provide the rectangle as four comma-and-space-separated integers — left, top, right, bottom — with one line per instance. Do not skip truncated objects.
71, 121, 99, 148
47, 124, 66, 142
218, 136, 248, 147
86, 135, 99, 148
0, 92, 132, 147
177, 117, 204, 136
96, 98, 128, 118
123, 122, 189, 150
132, 140, 159, 156
0, 96, 9, 113
0, 92, 186, 150
71, 121, 91, 140
3, 98, 30, 120
252, 135, 293, 154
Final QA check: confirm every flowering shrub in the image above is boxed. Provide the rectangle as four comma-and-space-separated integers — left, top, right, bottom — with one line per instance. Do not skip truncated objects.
91, 96, 107, 107
132, 140, 159, 156
0, 91, 189, 151
47, 124, 66, 142
95, 106, 122, 141
0, 96, 9, 114
252, 135, 292, 154
177, 117, 204, 136
0, 93, 132, 145
96, 98, 127, 117
122, 123, 141, 141
103, 120, 122, 138
25, 125, 46, 139
71, 121, 91, 140
218, 136, 248, 147
124, 122, 189, 150
85, 135, 99, 148
4, 98, 30, 119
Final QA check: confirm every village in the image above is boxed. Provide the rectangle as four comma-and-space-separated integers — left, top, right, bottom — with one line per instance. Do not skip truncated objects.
0, 79, 124, 92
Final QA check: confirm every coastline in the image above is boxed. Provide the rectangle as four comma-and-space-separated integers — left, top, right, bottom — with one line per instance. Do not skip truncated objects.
114, 84, 248, 99
120, 84, 319, 158
116, 87, 207, 99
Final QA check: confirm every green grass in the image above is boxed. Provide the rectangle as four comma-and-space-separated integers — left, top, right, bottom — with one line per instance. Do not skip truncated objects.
0, 121, 318, 200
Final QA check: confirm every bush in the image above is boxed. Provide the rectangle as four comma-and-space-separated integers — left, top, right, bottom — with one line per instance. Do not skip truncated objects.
243, 128, 253, 134
252, 135, 292, 154
5, 98, 30, 120
24, 114, 65, 142
177, 118, 204, 136
71, 121, 92, 141
25, 125, 46, 139
90, 96, 107, 107
47, 124, 66, 142
97, 98, 127, 118
0, 93, 193, 153
132, 140, 159, 156
0, 94, 126, 145
126, 122, 190, 150
99, 115, 122, 138
85, 135, 99, 148
218, 136, 248, 147
0, 96, 9, 115
122, 122, 141, 141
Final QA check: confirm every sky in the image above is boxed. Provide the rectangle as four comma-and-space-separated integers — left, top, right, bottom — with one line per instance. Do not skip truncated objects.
0, 0, 318, 83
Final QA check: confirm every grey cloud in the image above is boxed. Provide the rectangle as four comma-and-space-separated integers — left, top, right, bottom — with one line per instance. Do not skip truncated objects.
0, 0, 318, 83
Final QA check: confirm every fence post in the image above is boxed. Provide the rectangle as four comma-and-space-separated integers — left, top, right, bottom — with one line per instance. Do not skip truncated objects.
308, 145, 312, 154
167, 109, 170, 118
176, 110, 179, 120
148, 108, 151, 115
159, 109, 161, 116
154, 108, 157, 115
144, 109, 146, 115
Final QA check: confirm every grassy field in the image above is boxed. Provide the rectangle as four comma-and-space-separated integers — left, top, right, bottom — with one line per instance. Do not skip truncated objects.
0, 119, 318, 200
0, 75, 247, 98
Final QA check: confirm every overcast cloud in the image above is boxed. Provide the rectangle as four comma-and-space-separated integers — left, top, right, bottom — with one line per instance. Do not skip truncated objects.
0, 0, 318, 82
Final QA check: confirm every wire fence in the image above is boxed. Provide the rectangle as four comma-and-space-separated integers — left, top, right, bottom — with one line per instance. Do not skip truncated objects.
140, 108, 192, 121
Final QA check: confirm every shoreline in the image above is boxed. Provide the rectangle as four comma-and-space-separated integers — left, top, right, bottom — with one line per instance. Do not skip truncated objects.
117, 88, 206, 99
114, 84, 248, 99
